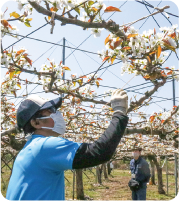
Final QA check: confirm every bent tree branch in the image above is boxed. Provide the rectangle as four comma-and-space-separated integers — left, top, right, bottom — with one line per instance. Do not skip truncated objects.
127, 78, 166, 113
28, 1, 126, 40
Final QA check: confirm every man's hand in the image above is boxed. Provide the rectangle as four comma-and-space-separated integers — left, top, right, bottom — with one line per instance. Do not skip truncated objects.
110, 89, 128, 115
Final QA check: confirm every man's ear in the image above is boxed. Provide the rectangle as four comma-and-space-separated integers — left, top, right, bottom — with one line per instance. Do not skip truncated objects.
30, 119, 42, 129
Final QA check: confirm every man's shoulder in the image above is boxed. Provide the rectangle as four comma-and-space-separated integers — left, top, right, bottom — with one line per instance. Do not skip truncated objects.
130, 158, 135, 164
140, 157, 149, 165
37, 136, 76, 149
29, 136, 68, 153
32, 135, 68, 144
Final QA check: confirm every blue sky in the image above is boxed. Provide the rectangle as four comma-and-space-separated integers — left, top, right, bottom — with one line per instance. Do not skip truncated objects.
1, 0, 180, 120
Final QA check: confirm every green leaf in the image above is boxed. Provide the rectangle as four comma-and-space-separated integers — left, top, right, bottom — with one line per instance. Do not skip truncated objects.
15, 70, 21, 75
24, 20, 31, 27
163, 43, 176, 52
77, 79, 83, 86
74, 7, 80, 15
88, 1, 95, 6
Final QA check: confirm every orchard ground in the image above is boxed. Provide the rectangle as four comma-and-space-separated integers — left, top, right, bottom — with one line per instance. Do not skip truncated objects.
1, 160, 178, 200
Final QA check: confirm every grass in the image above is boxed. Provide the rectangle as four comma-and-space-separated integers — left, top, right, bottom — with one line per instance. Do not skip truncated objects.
1, 159, 13, 198
64, 169, 178, 200
1, 163, 178, 200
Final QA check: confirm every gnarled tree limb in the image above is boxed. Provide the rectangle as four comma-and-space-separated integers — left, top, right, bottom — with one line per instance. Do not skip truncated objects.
28, 1, 126, 40
127, 78, 166, 113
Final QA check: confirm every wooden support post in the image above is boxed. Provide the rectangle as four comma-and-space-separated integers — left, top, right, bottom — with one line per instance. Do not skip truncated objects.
95, 166, 98, 183
165, 156, 168, 194
73, 170, 75, 200
174, 153, 178, 196
76, 169, 84, 200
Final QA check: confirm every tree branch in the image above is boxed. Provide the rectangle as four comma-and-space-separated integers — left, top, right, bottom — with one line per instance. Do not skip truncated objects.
123, 5, 170, 27
1, 126, 20, 137
162, 105, 179, 126
7, 15, 24, 22
125, 127, 162, 135
127, 78, 166, 113
28, 1, 126, 40
44, 0, 50, 11
8, 62, 55, 77
1, 39, 3, 54
51, 87, 109, 105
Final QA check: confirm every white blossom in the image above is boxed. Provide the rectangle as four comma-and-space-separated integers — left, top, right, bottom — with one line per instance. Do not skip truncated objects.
117, 51, 128, 63
0, 11, 5, 19
94, 0, 106, 10
167, 38, 177, 48
91, 28, 103, 38
80, 11, 87, 21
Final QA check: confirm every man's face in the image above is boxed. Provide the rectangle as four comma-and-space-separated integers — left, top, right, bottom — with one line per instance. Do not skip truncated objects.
133, 150, 140, 160
38, 109, 55, 128
31, 107, 59, 136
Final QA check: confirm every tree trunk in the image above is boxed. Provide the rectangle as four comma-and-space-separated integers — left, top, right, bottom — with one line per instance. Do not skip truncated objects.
102, 163, 108, 179
150, 155, 165, 194
76, 169, 85, 200
0, 157, 3, 173
107, 162, 111, 175
149, 157, 156, 185
96, 165, 102, 184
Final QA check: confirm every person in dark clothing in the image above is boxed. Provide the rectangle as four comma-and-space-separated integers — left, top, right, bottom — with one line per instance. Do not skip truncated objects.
6, 89, 128, 200
129, 148, 151, 200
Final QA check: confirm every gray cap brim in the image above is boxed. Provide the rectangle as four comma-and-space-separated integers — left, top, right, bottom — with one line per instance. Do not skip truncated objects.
40, 97, 62, 110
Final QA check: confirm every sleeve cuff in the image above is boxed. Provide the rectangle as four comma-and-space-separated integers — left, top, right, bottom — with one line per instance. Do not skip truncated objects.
113, 110, 127, 116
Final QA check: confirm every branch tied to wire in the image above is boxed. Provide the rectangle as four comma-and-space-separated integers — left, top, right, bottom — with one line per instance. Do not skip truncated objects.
122, 5, 170, 27
44, 11, 56, 34
50, 11, 55, 34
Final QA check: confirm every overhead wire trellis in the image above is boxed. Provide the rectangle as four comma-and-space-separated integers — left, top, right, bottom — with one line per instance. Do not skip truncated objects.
2, 0, 130, 108
1, 1, 179, 196
1, 1, 179, 141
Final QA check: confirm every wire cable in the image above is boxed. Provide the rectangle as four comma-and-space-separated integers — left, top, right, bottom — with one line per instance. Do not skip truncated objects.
13, 38, 64, 105
143, 0, 173, 26
138, 0, 162, 30
3, 0, 90, 51
142, 0, 160, 28
135, 0, 179, 18
1, 0, 179, 116
3, 32, 99, 56
65, 0, 129, 61
3, 23, 48, 51
66, 40, 85, 74
66, 39, 130, 86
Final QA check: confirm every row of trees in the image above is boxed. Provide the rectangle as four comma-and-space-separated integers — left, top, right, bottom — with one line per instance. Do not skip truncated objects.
73, 153, 178, 199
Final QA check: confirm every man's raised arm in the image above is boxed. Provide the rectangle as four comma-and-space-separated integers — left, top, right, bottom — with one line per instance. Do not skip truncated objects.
73, 89, 128, 169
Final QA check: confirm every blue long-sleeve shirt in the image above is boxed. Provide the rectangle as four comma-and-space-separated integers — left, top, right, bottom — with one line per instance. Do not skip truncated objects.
130, 156, 151, 187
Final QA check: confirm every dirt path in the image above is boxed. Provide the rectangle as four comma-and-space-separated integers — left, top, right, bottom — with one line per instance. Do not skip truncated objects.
89, 171, 175, 200
95, 173, 133, 200
65, 169, 176, 200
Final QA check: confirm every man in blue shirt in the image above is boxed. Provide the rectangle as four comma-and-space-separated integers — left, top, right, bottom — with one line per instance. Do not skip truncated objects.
129, 147, 151, 200
6, 89, 128, 200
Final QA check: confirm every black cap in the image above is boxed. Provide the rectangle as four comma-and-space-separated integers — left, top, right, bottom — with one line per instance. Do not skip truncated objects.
133, 147, 142, 151
16, 95, 62, 129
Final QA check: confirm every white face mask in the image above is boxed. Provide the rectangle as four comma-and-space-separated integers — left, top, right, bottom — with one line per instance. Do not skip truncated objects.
37, 111, 66, 135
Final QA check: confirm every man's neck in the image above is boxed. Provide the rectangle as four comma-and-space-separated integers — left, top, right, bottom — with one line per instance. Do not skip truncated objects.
134, 156, 140, 161
33, 129, 60, 137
